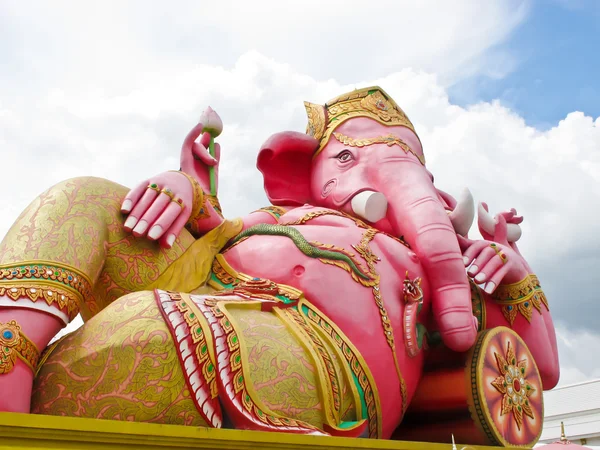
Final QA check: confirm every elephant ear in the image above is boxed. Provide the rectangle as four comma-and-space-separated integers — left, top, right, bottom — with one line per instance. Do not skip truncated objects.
256, 131, 319, 206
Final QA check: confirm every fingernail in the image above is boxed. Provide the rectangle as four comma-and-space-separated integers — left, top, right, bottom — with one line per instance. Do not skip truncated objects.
484, 281, 496, 294
124, 216, 138, 230
467, 265, 478, 276
474, 272, 486, 283
133, 220, 148, 234
167, 234, 176, 247
463, 256, 470, 266
473, 316, 479, 330
121, 199, 132, 212
148, 225, 162, 240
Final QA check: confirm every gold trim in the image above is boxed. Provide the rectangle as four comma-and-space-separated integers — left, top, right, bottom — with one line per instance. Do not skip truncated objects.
207, 195, 223, 217
492, 274, 549, 326
0, 260, 92, 321
181, 293, 217, 371
275, 307, 342, 429
333, 132, 425, 165
304, 101, 327, 141
0, 284, 80, 321
311, 322, 364, 422
0, 320, 40, 374
172, 171, 210, 230
214, 300, 319, 433
255, 206, 289, 222
492, 276, 535, 302
306, 87, 421, 159
300, 298, 382, 439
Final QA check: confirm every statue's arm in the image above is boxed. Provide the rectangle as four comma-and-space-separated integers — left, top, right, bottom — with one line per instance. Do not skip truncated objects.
120, 114, 226, 247
461, 206, 560, 388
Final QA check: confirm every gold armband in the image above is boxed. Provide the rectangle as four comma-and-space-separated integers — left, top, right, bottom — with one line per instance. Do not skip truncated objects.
171, 171, 207, 220
255, 206, 289, 222
492, 274, 549, 326
0, 320, 40, 374
172, 171, 224, 236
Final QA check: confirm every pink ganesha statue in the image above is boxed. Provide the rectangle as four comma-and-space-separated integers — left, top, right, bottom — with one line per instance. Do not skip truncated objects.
0, 87, 559, 447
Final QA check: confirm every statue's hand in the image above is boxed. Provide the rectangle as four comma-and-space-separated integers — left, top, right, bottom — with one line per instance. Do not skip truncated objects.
180, 112, 222, 194
458, 215, 529, 294
120, 171, 195, 249
477, 202, 523, 246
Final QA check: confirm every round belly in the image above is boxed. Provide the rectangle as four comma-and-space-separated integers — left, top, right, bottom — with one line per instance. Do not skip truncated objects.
220, 225, 429, 437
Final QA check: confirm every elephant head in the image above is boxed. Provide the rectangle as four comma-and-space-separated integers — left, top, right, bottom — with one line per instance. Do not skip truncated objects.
256, 87, 477, 352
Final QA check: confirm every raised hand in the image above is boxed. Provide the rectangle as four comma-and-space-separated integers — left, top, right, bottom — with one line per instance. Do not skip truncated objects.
120, 109, 224, 248
180, 107, 222, 194
120, 170, 195, 249
477, 202, 523, 244
458, 214, 529, 294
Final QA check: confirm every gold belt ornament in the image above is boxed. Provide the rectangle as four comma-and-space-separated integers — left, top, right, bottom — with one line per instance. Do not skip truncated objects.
0, 320, 40, 374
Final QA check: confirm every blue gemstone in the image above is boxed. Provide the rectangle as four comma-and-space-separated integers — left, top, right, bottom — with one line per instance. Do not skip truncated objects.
253, 277, 260, 281
507, 306, 513, 311
2, 330, 13, 339
524, 302, 529, 307
68, 276, 73, 281
30, 269, 35, 273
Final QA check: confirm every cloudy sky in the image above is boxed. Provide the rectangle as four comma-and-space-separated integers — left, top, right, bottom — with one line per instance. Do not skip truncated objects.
1, 0, 599, 388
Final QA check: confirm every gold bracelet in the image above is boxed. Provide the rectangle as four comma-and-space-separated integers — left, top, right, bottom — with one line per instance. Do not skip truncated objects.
492, 274, 549, 326
207, 194, 223, 217
170, 171, 208, 221
492, 275, 535, 302
0, 320, 40, 374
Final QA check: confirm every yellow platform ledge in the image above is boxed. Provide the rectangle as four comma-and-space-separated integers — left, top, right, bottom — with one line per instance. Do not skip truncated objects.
0, 412, 529, 450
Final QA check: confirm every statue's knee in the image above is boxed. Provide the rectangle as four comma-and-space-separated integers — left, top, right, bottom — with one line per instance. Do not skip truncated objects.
44, 176, 128, 211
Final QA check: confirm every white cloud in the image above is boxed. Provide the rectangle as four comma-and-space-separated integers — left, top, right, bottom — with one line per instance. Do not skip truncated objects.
1, 0, 599, 389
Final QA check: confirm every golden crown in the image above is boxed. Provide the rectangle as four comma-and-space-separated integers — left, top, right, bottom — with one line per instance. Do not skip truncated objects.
304, 86, 419, 157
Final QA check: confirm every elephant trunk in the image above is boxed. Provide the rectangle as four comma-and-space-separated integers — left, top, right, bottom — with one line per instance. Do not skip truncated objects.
372, 157, 477, 352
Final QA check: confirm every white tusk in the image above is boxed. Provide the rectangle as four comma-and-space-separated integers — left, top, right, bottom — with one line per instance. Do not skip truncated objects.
477, 202, 522, 243
351, 191, 388, 223
449, 188, 475, 237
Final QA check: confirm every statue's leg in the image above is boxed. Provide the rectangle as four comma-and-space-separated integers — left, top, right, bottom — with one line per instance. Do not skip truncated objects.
0, 176, 196, 412
31, 290, 210, 427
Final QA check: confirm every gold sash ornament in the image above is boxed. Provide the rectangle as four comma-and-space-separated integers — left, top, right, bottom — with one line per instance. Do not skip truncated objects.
0, 320, 40, 374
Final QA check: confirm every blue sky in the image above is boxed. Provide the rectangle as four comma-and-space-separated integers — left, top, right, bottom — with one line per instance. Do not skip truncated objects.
450, 0, 600, 129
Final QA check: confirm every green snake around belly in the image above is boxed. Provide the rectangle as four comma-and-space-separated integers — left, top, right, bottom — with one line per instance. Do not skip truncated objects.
230, 224, 372, 282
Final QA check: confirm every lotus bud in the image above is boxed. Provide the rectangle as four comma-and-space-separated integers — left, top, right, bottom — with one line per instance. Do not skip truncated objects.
199, 106, 223, 138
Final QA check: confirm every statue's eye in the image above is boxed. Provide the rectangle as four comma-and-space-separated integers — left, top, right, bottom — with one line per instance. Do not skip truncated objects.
336, 150, 353, 162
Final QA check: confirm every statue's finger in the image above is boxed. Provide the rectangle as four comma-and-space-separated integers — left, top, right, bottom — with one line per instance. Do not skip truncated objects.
200, 131, 211, 148
457, 234, 476, 251
121, 180, 149, 213
467, 245, 496, 278
148, 202, 182, 243
473, 252, 506, 284
494, 215, 509, 245
125, 184, 161, 231
483, 264, 511, 294
159, 204, 190, 248
192, 141, 218, 166
461, 239, 488, 267
133, 189, 173, 238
